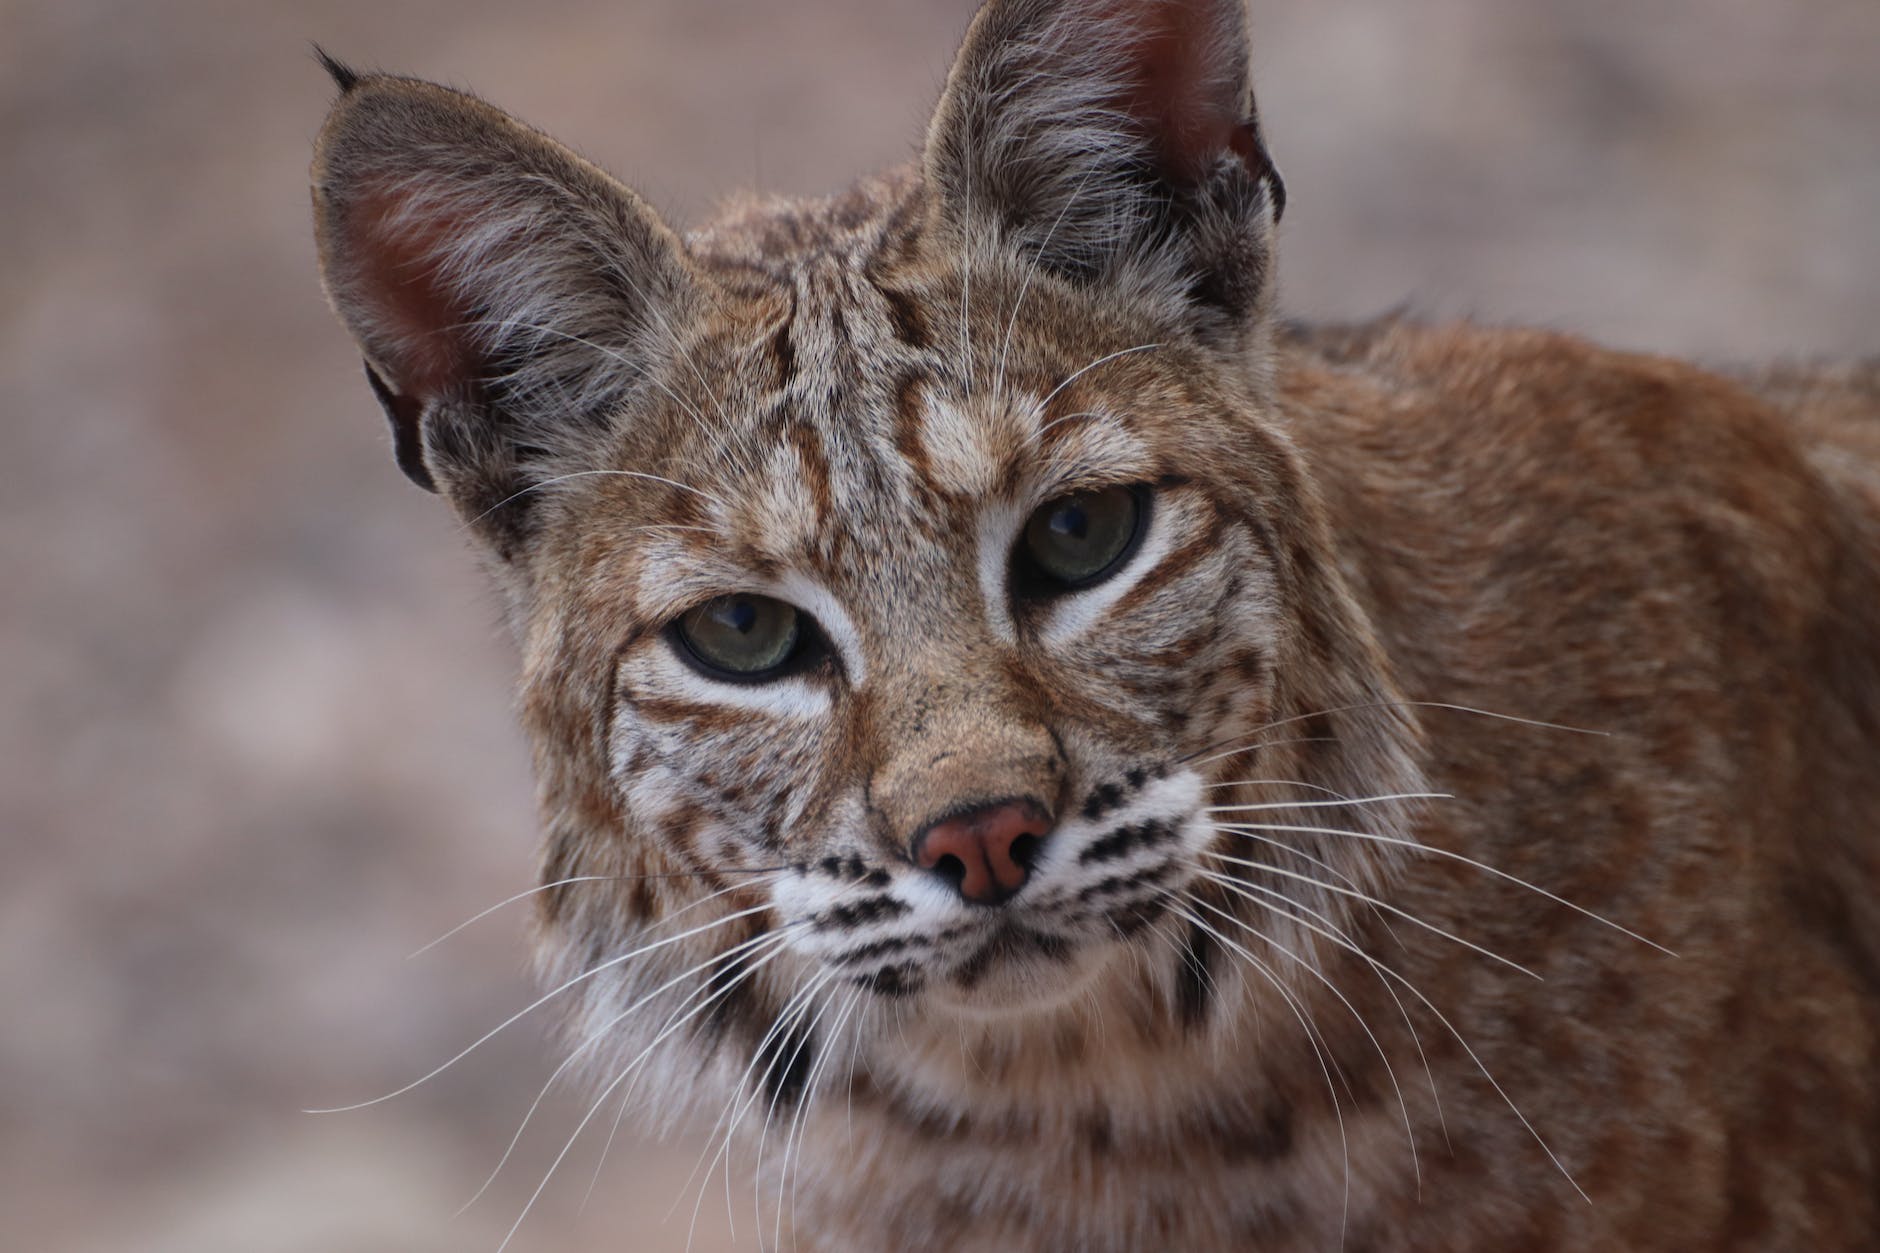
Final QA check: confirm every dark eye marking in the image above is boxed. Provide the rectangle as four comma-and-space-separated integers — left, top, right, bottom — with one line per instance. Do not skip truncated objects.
1012, 484, 1151, 597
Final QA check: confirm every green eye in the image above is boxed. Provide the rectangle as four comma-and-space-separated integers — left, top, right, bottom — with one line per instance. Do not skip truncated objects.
1018, 485, 1148, 591
674, 594, 802, 678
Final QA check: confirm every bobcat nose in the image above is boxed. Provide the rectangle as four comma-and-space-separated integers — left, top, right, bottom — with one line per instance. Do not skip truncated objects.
912, 799, 1053, 906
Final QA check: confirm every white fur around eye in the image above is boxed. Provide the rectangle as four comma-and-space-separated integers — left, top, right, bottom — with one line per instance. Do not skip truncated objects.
770, 571, 866, 687
633, 645, 833, 720
976, 496, 1028, 644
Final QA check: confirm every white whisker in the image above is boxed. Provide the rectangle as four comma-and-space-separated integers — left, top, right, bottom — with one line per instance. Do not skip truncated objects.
465, 925, 790, 1218
779, 986, 860, 1252
1185, 699, 1609, 771
750, 971, 839, 1251
409, 873, 760, 959
1200, 776, 1352, 796
1172, 901, 1352, 1246
1198, 873, 1590, 1204
470, 468, 730, 526
580, 930, 796, 1214
496, 935, 798, 1253
1203, 844, 1540, 979
1205, 822, 1407, 950
1033, 342, 1164, 416
305, 896, 778, 1114
685, 970, 834, 1251
1206, 791, 1451, 814
1186, 887, 1420, 1193
1190, 868, 1449, 1163
1215, 819, 1674, 955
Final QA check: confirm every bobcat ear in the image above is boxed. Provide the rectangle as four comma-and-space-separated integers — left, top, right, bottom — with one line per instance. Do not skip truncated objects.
925, 0, 1284, 331
311, 71, 696, 545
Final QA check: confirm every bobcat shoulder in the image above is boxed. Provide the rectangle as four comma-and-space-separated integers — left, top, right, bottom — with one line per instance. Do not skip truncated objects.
311, 3, 1880, 1249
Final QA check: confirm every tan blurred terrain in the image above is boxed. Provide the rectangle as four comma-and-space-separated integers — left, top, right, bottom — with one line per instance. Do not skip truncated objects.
3, 1, 1875, 1250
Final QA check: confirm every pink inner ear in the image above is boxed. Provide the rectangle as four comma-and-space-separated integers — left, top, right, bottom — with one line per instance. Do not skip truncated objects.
1106, 0, 1244, 185
348, 184, 478, 403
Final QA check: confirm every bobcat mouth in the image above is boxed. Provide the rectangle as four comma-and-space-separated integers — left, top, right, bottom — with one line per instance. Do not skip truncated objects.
949, 922, 1075, 990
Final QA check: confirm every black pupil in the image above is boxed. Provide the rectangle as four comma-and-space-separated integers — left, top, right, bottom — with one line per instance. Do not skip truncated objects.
722, 599, 757, 634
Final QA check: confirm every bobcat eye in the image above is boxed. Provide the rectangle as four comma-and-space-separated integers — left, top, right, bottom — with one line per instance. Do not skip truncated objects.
672, 594, 803, 679
1016, 485, 1149, 593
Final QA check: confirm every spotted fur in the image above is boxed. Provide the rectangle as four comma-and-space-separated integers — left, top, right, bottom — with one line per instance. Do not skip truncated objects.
312, 2, 1879, 1249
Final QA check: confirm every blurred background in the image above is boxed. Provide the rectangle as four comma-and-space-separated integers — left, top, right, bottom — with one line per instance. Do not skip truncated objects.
3, 1, 1876, 1250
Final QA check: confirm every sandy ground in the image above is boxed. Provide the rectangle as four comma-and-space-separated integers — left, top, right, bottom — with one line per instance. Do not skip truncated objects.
4, 1, 1876, 1250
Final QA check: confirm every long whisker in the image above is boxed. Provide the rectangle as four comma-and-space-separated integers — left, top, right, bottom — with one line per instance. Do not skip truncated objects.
1171, 900, 1351, 1245
750, 971, 839, 1251
779, 991, 852, 1253
1200, 776, 1353, 796
1032, 342, 1165, 417
772, 988, 840, 1253
1203, 844, 1540, 979
1197, 870, 1590, 1203
778, 985, 860, 1252
660, 869, 881, 1223
578, 929, 798, 1215
409, 871, 781, 959
1212, 819, 1675, 956
1183, 699, 1610, 770
495, 935, 799, 1253
1194, 734, 1341, 769
470, 468, 730, 527
1189, 867, 1448, 1158
688, 970, 835, 1250
1185, 887, 1420, 1194
461, 926, 792, 1216
1204, 823, 1407, 951
305, 897, 779, 1113
1206, 791, 1452, 813
842, 997, 871, 1151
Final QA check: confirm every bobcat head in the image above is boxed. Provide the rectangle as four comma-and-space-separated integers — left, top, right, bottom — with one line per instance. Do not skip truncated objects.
313, 0, 1422, 1133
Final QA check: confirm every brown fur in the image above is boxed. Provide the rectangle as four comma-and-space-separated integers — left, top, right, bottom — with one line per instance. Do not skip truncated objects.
311, 3, 1878, 1248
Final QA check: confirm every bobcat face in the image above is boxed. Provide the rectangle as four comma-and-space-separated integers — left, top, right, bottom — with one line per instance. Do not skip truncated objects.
580, 264, 1289, 1008
316, 0, 1421, 1167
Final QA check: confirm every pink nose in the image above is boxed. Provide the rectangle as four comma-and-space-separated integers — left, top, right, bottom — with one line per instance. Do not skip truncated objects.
912, 800, 1053, 905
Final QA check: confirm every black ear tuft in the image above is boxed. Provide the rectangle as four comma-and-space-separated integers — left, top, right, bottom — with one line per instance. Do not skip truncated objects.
312, 45, 360, 94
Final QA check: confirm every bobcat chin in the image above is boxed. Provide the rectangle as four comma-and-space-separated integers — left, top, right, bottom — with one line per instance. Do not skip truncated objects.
312, 2, 1879, 1248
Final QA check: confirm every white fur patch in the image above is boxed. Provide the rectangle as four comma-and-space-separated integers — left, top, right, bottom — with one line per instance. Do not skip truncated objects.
974, 496, 1027, 645
770, 570, 867, 687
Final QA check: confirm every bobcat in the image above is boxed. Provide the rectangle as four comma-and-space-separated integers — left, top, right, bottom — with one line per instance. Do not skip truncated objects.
310, 0, 1880, 1248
